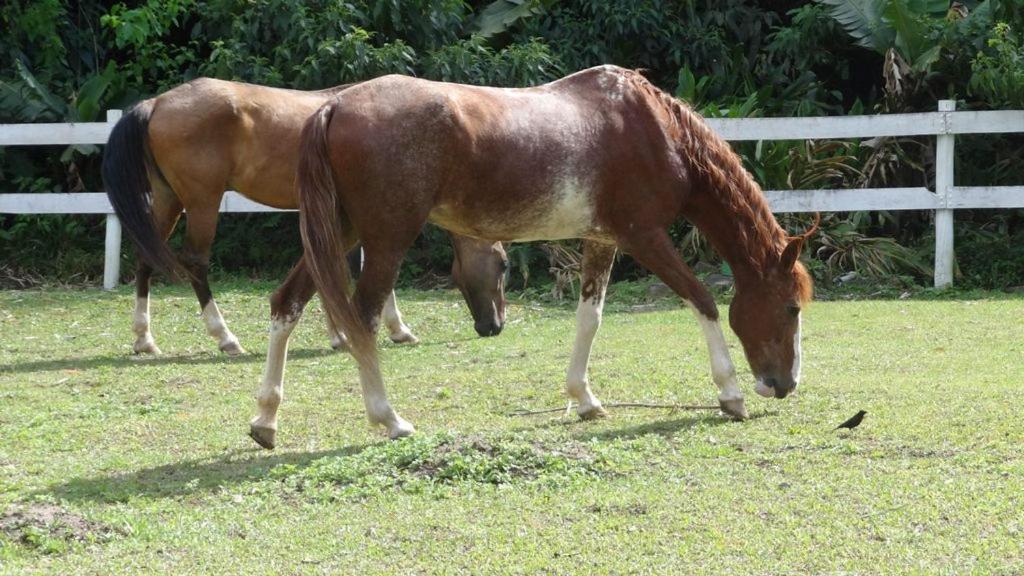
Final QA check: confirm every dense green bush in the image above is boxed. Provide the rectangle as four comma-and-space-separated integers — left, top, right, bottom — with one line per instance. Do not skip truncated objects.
2, 0, 1023, 289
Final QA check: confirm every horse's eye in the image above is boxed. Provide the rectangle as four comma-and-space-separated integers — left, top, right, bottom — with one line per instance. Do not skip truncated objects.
787, 303, 801, 317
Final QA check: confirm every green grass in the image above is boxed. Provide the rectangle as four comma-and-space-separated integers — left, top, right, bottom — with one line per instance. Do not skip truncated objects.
1, 281, 1022, 574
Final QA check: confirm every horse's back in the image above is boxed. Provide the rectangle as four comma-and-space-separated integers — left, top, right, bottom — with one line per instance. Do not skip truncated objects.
324, 67, 669, 242
147, 79, 334, 208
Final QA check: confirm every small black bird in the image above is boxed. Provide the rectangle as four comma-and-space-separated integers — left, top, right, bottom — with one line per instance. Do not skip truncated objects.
834, 410, 867, 431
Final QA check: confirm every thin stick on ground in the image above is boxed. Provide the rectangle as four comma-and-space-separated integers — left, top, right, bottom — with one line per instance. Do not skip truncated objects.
508, 402, 720, 417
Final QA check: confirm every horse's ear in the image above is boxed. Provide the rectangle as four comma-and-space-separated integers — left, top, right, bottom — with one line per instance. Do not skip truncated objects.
780, 236, 804, 271
781, 213, 820, 270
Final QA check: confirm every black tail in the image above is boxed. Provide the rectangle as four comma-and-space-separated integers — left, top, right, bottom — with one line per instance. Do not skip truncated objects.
102, 101, 182, 277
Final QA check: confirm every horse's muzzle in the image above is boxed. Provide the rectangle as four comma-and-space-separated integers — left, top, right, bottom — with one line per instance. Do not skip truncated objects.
757, 376, 796, 399
475, 320, 503, 337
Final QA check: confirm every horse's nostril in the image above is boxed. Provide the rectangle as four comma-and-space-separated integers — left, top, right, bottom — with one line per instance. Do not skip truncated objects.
765, 377, 778, 389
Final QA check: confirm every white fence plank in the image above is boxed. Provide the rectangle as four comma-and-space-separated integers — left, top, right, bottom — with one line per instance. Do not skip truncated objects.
947, 110, 1024, 136
0, 192, 113, 214
3, 110, 1017, 148
219, 192, 294, 213
0, 122, 114, 146
0, 191, 296, 214
707, 113, 945, 141
949, 186, 1024, 209
764, 188, 938, 213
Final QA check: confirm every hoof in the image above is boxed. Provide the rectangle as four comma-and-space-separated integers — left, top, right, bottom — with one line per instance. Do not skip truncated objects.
386, 419, 416, 440
719, 397, 749, 421
389, 331, 419, 345
133, 341, 162, 355
220, 340, 247, 356
134, 336, 161, 354
248, 423, 276, 449
578, 405, 609, 421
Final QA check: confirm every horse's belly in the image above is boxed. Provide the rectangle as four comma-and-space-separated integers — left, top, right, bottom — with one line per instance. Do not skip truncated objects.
430, 176, 600, 242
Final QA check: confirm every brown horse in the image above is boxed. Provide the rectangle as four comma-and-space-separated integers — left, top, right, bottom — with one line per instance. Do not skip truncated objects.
102, 79, 507, 357
280, 65, 814, 442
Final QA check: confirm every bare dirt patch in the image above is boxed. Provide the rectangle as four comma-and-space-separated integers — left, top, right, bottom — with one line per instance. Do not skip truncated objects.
0, 503, 117, 550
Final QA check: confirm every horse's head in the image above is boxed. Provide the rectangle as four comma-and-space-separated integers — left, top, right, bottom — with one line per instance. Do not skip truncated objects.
451, 235, 507, 337
728, 234, 814, 399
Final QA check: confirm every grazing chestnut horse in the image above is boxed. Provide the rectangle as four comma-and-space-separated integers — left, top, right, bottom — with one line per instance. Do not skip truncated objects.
102, 79, 507, 356
272, 65, 813, 443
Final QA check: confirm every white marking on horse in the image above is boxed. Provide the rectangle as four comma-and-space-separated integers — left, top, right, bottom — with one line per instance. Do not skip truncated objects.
251, 313, 298, 434
382, 291, 417, 343
513, 175, 595, 242
201, 300, 243, 354
566, 290, 607, 416
132, 296, 160, 354
692, 308, 744, 403
791, 312, 802, 383
357, 360, 414, 439
595, 66, 627, 101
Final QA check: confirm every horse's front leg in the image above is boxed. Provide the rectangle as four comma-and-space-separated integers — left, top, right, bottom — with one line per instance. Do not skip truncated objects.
132, 262, 161, 354
249, 258, 317, 449
620, 230, 748, 420
565, 241, 616, 419
328, 241, 414, 350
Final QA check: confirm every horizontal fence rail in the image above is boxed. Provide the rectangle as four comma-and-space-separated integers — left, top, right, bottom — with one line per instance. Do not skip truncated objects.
2, 104, 1024, 288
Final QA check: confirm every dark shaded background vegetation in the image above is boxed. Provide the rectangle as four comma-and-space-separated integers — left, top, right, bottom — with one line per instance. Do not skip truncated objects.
2, 0, 1023, 290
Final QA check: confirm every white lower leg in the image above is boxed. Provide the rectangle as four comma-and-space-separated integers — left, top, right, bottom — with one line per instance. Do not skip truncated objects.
691, 310, 746, 414
132, 296, 160, 354
250, 314, 298, 439
382, 291, 417, 344
566, 293, 607, 417
201, 300, 245, 355
358, 358, 414, 439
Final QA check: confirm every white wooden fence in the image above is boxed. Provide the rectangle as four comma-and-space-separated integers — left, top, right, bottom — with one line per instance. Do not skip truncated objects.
2, 102, 1023, 289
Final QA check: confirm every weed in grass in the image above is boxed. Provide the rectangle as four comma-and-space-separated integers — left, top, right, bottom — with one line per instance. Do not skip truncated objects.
267, 432, 613, 500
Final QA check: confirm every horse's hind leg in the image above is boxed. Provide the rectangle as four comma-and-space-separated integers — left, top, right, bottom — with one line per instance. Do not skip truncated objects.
618, 229, 748, 420
249, 257, 318, 449
179, 203, 245, 355
132, 184, 182, 354
351, 242, 419, 438
566, 241, 616, 419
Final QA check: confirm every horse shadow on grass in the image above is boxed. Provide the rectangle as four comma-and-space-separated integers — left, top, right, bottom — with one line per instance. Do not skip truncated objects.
42, 410, 775, 505
507, 407, 773, 441
42, 441, 376, 504
0, 348, 337, 375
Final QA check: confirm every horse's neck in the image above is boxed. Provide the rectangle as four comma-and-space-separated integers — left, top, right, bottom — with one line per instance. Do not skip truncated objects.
683, 183, 784, 283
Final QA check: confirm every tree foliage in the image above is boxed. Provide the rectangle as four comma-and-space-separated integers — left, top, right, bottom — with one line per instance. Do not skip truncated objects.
2, 0, 1024, 288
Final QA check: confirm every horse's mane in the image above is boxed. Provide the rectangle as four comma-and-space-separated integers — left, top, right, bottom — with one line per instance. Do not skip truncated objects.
620, 70, 797, 283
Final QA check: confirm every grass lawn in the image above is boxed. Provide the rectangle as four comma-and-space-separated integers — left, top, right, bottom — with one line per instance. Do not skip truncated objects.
1, 280, 1022, 574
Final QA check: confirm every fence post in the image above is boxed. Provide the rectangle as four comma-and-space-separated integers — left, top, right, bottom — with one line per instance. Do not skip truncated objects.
102, 109, 123, 291
934, 100, 955, 288
103, 214, 122, 290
